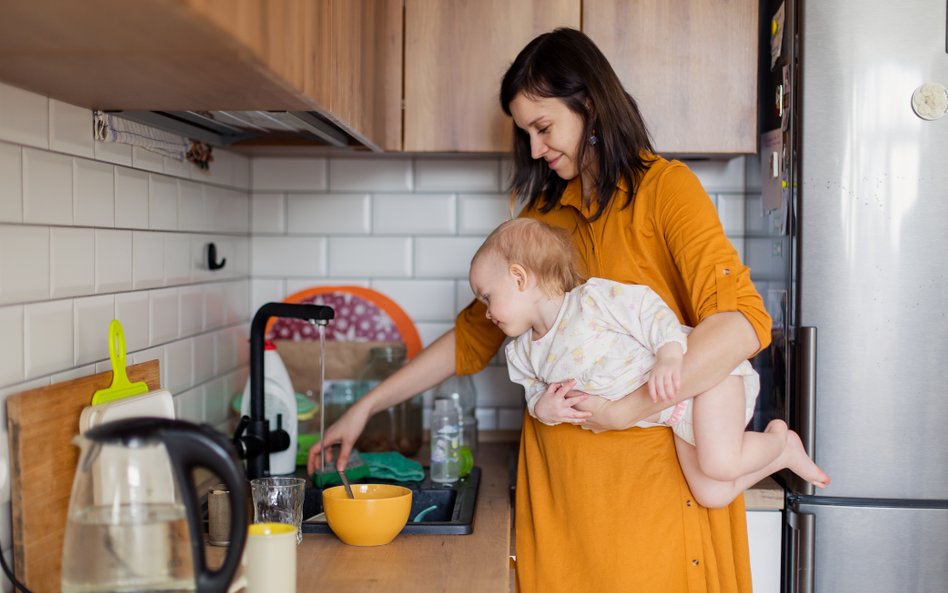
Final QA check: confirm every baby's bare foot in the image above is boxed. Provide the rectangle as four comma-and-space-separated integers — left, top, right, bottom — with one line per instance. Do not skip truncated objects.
783, 429, 831, 488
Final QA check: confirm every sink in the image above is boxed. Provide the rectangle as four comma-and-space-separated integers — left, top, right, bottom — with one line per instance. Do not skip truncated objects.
301, 467, 481, 535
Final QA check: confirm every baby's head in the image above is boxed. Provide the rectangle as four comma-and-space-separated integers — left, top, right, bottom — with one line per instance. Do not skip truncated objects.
470, 218, 584, 298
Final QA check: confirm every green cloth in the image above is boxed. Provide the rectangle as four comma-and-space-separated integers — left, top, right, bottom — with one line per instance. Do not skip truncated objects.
360, 451, 425, 482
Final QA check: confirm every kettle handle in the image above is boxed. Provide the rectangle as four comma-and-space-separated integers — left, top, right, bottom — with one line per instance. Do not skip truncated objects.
164, 423, 249, 593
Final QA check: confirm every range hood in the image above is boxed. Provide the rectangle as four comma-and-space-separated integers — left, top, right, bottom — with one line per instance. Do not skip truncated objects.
113, 110, 365, 149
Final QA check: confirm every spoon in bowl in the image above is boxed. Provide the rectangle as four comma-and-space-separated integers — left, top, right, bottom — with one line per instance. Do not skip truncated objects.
338, 470, 354, 499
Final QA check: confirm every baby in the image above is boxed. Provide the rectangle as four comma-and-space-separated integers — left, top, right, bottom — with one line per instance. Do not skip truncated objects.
469, 218, 829, 507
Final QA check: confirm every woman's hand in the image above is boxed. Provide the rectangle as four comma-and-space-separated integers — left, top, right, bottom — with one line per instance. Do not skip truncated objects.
572, 394, 617, 433
534, 379, 592, 425
306, 402, 371, 474
576, 312, 763, 432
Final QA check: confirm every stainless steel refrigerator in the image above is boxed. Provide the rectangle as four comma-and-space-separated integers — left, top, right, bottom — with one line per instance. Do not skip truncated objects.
752, 1, 948, 592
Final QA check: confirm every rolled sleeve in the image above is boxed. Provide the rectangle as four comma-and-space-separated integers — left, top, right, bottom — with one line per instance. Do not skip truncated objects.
454, 299, 507, 375
655, 166, 772, 353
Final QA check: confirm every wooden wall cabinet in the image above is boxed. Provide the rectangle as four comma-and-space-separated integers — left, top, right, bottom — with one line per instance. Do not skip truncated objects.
0, 0, 756, 155
583, 0, 758, 155
188, 0, 403, 151
0, 0, 402, 151
404, 0, 580, 153
403, 0, 757, 155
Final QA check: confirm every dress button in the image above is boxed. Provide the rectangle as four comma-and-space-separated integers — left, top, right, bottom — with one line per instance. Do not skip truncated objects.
692, 559, 700, 567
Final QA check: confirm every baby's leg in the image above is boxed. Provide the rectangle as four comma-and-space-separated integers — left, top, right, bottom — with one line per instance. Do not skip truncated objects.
674, 435, 773, 508
692, 376, 830, 488
692, 376, 785, 480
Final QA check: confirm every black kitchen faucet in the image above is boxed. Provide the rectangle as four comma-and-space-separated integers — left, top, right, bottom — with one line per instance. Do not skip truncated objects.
232, 302, 334, 479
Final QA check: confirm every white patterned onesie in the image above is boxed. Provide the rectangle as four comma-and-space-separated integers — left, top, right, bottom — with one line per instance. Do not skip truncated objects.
505, 278, 759, 445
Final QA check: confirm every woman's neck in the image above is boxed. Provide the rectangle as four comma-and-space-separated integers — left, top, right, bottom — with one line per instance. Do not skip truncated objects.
531, 292, 566, 340
580, 164, 598, 202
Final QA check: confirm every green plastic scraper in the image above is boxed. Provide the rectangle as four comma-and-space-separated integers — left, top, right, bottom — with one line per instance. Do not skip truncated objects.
91, 319, 149, 405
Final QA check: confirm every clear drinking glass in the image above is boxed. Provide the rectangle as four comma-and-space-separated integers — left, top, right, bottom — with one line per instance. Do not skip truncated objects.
250, 477, 306, 544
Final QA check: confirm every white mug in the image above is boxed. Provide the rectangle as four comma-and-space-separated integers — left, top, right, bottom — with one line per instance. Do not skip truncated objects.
228, 522, 297, 593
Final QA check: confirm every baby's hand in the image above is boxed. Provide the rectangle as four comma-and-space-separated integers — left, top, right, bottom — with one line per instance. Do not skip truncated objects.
534, 379, 592, 425
649, 342, 683, 402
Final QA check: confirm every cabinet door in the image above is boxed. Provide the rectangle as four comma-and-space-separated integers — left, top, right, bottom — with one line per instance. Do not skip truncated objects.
583, 0, 758, 154
188, 0, 401, 151
186, 0, 332, 108
746, 510, 781, 593
404, 0, 580, 152
328, 0, 403, 151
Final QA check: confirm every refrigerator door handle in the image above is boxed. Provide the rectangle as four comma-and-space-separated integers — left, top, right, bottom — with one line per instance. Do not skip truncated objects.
791, 326, 817, 495
786, 508, 815, 593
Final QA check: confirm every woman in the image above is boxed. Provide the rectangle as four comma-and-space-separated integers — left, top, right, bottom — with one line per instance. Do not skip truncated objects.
309, 28, 770, 592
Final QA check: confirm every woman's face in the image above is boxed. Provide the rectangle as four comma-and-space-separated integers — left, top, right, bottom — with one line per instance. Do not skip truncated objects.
510, 93, 586, 181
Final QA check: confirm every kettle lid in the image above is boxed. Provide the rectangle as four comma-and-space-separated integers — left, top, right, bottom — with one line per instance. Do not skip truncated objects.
83, 416, 190, 446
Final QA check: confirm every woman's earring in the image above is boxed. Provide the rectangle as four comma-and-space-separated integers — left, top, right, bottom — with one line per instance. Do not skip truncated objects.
588, 133, 598, 145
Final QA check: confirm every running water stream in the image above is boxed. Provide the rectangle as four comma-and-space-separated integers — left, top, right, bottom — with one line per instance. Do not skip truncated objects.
317, 321, 327, 473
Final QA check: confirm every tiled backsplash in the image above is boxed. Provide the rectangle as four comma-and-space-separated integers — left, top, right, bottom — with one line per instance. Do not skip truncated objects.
248, 154, 753, 434
0, 82, 253, 563
0, 79, 759, 578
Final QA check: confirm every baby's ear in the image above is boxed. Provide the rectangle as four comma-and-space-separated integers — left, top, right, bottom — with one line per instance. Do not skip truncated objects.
510, 263, 529, 289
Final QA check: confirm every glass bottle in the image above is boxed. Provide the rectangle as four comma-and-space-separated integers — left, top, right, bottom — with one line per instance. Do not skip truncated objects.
356, 345, 423, 456
432, 374, 478, 452
430, 398, 460, 484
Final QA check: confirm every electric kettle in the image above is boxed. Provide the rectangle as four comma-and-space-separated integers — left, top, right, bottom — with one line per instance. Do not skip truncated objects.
61, 417, 249, 593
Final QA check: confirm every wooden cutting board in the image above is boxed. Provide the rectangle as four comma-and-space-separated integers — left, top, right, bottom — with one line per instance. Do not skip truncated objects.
6, 360, 160, 593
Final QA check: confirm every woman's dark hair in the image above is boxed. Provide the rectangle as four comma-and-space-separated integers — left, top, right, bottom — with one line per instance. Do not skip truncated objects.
500, 28, 654, 220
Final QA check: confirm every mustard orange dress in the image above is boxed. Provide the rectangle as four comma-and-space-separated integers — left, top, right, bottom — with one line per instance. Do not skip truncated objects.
455, 157, 772, 593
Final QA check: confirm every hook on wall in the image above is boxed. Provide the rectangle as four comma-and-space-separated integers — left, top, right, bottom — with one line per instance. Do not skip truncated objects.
207, 243, 226, 271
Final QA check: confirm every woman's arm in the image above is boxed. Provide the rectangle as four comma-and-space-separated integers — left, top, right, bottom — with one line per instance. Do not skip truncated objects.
307, 329, 458, 473
577, 311, 760, 431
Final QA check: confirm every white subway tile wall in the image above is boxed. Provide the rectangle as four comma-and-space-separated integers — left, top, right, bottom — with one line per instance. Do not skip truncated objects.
51, 227, 95, 298
0, 84, 48, 149
0, 224, 50, 304
372, 193, 456, 235
0, 85, 253, 573
49, 100, 95, 158
0, 143, 22, 222
251, 192, 285, 233
74, 158, 115, 227
114, 167, 150, 229
249, 153, 752, 434
23, 149, 73, 225
287, 193, 371, 235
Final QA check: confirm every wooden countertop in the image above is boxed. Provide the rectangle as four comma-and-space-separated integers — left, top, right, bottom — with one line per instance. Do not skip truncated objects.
209, 441, 514, 593
745, 476, 784, 511
210, 435, 783, 592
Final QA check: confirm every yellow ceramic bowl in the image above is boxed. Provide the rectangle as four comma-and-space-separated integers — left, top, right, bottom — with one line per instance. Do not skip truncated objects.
322, 484, 412, 546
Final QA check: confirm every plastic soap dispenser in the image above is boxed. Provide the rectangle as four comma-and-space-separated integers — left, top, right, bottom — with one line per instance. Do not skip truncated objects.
240, 340, 297, 475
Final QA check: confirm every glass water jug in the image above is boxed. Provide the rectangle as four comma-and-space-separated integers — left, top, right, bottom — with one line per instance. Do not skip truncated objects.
61, 417, 248, 593
356, 345, 423, 456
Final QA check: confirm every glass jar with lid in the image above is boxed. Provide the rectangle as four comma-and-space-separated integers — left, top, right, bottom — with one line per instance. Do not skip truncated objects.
355, 345, 423, 456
